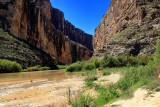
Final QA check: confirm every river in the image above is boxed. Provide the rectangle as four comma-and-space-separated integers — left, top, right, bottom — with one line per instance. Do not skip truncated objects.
0, 70, 84, 107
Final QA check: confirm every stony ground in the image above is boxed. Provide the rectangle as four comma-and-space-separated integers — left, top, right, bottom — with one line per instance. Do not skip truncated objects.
0, 77, 84, 107
0, 72, 121, 107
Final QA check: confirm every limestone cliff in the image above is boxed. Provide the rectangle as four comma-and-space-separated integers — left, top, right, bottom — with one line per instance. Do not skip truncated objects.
94, 0, 160, 57
0, 0, 93, 65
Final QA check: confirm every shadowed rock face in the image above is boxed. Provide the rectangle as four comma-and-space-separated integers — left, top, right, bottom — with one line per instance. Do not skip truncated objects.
0, 29, 57, 69
94, 0, 160, 57
0, 0, 93, 65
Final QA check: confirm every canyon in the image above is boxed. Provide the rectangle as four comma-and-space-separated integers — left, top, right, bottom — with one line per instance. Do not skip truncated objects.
94, 0, 160, 57
0, 0, 93, 67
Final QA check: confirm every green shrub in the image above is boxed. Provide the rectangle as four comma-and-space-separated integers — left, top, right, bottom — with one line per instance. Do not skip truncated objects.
154, 39, 160, 64
84, 63, 95, 70
0, 59, 22, 73
85, 76, 98, 87
57, 65, 67, 69
87, 58, 101, 68
41, 66, 50, 70
72, 94, 96, 107
96, 86, 120, 106
95, 59, 101, 68
102, 70, 111, 76
137, 54, 153, 65
155, 88, 160, 92
66, 62, 83, 72
27, 65, 50, 71
101, 56, 120, 68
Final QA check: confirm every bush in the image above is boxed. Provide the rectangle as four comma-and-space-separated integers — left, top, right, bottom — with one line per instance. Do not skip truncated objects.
96, 86, 120, 106
85, 75, 98, 87
95, 59, 101, 68
100, 55, 151, 68
84, 63, 95, 70
101, 56, 120, 68
27, 65, 50, 71
57, 65, 67, 69
0, 59, 22, 73
72, 94, 96, 107
154, 39, 160, 64
66, 62, 83, 72
102, 70, 111, 76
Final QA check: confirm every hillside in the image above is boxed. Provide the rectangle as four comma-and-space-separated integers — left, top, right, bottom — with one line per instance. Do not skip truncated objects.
94, 0, 160, 57
0, 29, 56, 68
0, 0, 93, 65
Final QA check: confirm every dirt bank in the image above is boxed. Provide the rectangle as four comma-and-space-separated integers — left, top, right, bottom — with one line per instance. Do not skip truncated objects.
109, 88, 160, 107
0, 76, 84, 107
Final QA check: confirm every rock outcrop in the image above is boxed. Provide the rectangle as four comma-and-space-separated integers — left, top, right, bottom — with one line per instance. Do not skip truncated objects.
0, 28, 57, 68
94, 0, 160, 57
0, 0, 93, 65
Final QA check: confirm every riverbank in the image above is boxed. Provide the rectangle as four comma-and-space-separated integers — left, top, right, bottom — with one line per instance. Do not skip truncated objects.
0, 71, 84, 107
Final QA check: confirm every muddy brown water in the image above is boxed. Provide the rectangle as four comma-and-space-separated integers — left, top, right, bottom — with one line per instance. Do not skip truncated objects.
0, 70, 84, 107
0, 70, 79, 85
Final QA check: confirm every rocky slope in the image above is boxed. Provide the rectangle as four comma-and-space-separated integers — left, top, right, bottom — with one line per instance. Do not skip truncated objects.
0, 0, 93, 65
94, 0, 160, 57
0, 28, 56, 68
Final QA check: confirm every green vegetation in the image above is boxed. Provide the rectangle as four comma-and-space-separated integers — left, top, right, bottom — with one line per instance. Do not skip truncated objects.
0, 59, 51, 73
23, 65, 50, 72
66, 61, 83, 72
0, 59, 22, 73
66, 55, 152, 72
57, 65, 67, 69
71, 94, 96, 107
71, 40, 160, 107
155, 88, 160, 92
0, 29, 40, 67
0, 28, 57, 69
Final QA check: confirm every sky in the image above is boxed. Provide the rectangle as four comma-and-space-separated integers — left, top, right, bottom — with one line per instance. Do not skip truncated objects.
51, 0, 111, 35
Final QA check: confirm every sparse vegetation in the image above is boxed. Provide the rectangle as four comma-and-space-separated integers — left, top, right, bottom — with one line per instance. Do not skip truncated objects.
24, 65, 50, 72
0, 59, 22, 73
70, 39, 160, 107
80, 39, 160, 107
71, 94, 96, 107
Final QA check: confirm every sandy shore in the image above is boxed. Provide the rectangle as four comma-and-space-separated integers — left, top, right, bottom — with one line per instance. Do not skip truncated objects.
107, 88, 160, 107
0, 76, 84, 107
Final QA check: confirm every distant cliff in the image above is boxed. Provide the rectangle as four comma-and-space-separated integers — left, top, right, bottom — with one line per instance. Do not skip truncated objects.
0, 0, 93, 66
94, 0, 160, 57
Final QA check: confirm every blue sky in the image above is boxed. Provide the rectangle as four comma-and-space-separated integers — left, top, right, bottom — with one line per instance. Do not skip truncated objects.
51, 0, 111, 35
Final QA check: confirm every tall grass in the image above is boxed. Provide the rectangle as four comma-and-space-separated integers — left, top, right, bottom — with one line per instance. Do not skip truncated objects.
71, 94, 96, 107
0, 59, 22, 73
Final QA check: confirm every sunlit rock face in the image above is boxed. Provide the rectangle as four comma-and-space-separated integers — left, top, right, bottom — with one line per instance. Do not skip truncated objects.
94, 0, 160, 57
0, 0, 93, 65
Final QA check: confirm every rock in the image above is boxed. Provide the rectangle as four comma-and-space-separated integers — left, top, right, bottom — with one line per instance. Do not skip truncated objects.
0, 0, 93, 65
94, 0, 160, 57
0, 29, 57, 68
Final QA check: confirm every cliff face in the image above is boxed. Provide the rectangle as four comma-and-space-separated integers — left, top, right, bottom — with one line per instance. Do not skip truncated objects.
94, 0, 160, 57
0, 29, 56, 68
52, 8, 93, 51
0, 0, 93, 65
